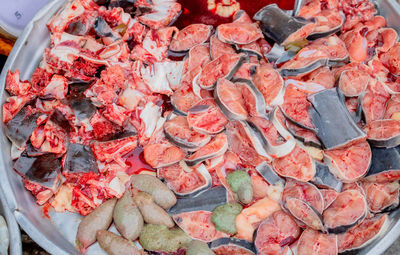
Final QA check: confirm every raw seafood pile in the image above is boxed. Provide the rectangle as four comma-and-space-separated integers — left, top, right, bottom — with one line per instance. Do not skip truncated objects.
2, 0, 400, 254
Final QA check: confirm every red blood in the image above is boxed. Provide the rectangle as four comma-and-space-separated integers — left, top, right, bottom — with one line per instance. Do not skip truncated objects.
174, 0, 295, 29
124, 147, 155, 175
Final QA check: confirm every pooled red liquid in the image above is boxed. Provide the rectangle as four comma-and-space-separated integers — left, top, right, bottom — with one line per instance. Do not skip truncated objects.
174, 0, 296, 28
125, 147, 155, 175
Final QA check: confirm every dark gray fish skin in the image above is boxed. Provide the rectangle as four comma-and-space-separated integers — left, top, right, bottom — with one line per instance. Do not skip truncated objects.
280, 58, 327, 77
13, 154, 63, 190
4, 107, 40, 148
313, 161, 343, 192
368, 132, 400, 149
366, 146, 400, 177
327, 212, 366, 234
308, 88, 366, 150
286, 122, 322, 148
307, 15, 344, 40
63, 143, 98, 173
187, 104, 210, 114
255, 162, 285, 186
94, 17, 115, 38
253, 4, 313, 46
167, 186, 228, 215
209, 238, 256, 254
337, 89, 363, 124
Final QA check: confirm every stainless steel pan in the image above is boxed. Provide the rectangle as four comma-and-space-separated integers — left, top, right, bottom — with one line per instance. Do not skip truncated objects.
0, 0, 399, 254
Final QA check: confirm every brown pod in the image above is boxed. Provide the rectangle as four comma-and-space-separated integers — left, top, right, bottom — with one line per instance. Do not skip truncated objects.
131, 174, 177, 209
133, 192, 175, 228
97, 230, 140, 255
113, 191, 144, 241
76, 198, 117, 252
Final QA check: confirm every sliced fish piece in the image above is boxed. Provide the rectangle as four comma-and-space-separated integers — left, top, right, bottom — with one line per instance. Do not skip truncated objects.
312, 161, 343, 192
361, 79, 391, 124
282, 178, 324, 214
308, 10, 345, 40
167, 186, 228, 215
185, 133, 228, 166
384, 94, 400, 119
323, 189, 367, 234
280, 50, 328, 77
337, 214, 390, 253
253, 4, 315, 46
254, 211, 301, 255
280, 35, 349, 77
285, 197, 325, 231
187, 99, 229, 135
232, 62, 258, 80
252, 64, 285, 109
214, 78, 248, 120
361, 181, 400, 213
308, 88, 366, 150
309, 35, 349, 65
286, 121, 322, 148
248, 116, 296, 158
269, 107, 294, 141
170, 85, 202, 115
225, 121, 267, 167
169, 24, 213, 52
366, 119, 400, 148
320, 189, 339, 210
157, 162, 212, 197
236, 120, 272, 160
210, 238, 256, 255
281, 82, 316, 131
217, 22, 263, 45
186, 43, 211, 71
197, 53, 246, 90
143, 143, 186, 168
164, 115, 211, 150
272, 145, 316, 182
365, 146, 400, 183
173, 211, 229, 242
233, 41, 263, 59
338, 69, 370, 97
323, 140, 371, 183
301, 66, 335, 89
209, 35, 236, 60
297, 228, 338, 255
234, 78, 267, 118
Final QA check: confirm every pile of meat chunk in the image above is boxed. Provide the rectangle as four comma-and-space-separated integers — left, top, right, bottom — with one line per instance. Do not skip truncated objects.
2, 0, 400, 254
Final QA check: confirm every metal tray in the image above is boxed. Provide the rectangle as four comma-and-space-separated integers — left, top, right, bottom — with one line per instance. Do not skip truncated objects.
0, 0, 400, 254
0, 186, 21, 255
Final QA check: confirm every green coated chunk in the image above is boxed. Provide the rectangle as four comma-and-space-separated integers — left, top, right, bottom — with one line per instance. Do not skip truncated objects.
211, 202, 243, 234
226, 170, 251, 192
186, 240, 215, 255
226, 170, 253, 204
139, 224, 191, 252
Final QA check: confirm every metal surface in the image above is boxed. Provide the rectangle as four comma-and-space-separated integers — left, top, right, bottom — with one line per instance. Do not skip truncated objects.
0, 0, 399, 255
0, 186, 22, 255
